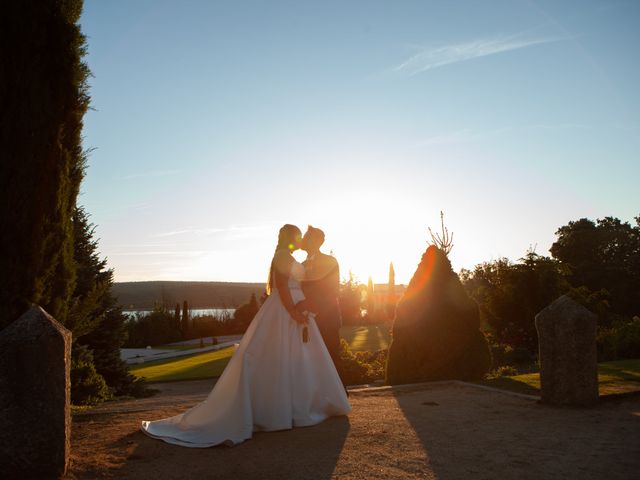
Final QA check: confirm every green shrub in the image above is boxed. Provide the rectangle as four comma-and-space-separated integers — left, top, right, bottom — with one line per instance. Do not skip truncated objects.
386, 246, 492, 384
71, 344, 111, 405
598, 316, 640, 361
493, 365, 518, 377
339, 339, 387, 385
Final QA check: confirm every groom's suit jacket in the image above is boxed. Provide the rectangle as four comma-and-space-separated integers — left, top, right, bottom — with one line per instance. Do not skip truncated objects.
302, 253, 343, 380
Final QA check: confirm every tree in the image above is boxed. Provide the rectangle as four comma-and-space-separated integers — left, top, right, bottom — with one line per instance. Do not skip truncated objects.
232, 293, 259, 332
339, 271, 363, 325
0, 0, 90, 329
175, 303, 181, 333
386, 262, 396, 319
70, 207, 148, 401
461, 251, 567, 352
366, 276, 376, 322
550, 216, 640, 318
182, 300, 190, 335
386, 246, 491, 384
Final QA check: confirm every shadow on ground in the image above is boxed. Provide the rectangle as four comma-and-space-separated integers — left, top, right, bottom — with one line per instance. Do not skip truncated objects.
394, 383, 640, 480
72, 410, 349, 480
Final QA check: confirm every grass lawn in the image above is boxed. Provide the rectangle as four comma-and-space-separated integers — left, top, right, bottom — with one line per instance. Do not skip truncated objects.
480, 358, 640, 397
341, 324, 391, 352
130, 346, 236, 382
154, 343, 215, 351
131, 325, 391, 383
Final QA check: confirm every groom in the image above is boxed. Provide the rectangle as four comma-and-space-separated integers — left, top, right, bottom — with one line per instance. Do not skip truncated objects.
297, 226, 344, 384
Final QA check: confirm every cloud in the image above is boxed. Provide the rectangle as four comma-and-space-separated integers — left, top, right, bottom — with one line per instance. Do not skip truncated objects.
151, 222, 278, 239
412, 123, 593, 148
392, 34, 567, 76
123, 169, 181, 180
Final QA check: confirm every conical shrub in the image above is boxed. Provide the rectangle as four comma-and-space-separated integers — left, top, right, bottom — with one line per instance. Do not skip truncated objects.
386, 246, 491, 384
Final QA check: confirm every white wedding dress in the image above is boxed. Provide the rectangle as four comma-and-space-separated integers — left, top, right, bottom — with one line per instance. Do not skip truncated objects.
141, 260, 351, 447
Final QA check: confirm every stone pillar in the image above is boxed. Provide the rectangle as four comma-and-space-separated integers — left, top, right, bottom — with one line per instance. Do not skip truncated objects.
535, 295, 598, 406
0, 306, 72, 478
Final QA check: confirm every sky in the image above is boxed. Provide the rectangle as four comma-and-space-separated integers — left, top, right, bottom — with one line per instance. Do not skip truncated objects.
78, 0, 640, 285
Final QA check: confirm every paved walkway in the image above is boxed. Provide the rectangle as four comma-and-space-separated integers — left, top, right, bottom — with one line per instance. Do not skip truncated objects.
70, 381, 640, 479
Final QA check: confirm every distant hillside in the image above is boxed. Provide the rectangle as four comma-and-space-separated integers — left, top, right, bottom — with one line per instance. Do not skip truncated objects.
112, 281, 266, 310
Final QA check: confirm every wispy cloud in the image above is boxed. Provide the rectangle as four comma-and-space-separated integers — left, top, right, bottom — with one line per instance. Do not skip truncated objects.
123, 169, 181, 180
151, 222, 279, 239
412, 123, 592, 148
392, 33, 567, 76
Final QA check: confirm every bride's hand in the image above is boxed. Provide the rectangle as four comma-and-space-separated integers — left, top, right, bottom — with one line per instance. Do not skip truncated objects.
291, 310, 307, 325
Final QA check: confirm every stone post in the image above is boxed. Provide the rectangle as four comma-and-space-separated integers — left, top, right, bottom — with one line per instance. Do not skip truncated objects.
535, 295, 598, 406
0, 306, 72, 478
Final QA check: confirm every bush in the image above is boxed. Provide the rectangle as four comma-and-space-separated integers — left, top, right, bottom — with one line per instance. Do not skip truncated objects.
339, 339, 387, 385
71, 345, 111, 405
386, 246, 491, 384
124, 305, 182, 347
493, 365, 518, 377
597, 316, 640, 361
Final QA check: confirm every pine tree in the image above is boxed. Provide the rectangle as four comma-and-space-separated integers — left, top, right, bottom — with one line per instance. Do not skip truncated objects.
70, 207, 148, 401
0, 0, 90, 329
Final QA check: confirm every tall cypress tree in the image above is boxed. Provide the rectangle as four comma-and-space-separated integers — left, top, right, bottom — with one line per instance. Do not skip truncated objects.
0, 0, 89, 328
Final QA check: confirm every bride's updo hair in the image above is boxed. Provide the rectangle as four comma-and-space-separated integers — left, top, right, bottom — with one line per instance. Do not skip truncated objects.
266, 224, 301, 295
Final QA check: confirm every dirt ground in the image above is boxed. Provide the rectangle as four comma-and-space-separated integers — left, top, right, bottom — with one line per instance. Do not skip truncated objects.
68, 380, 640, 480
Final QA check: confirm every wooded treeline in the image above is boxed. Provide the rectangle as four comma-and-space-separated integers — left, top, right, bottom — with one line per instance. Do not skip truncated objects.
461, 216, 640, 364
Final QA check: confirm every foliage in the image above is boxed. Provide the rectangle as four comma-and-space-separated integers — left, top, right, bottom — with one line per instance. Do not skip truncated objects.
386, 246, 491, 385
124, 305, 182, 347
491, 365, 518, 377
461, 251, 568, 353
71, 207, 151, 401
550, 216, 640, 318
182, 300, 190, 335
126, 293, 260, 345
339, 339, 387, 385
0, 0, 90, 329
339, 271, 364, 325
232, 293, 259, 332
597, 316, 640, 361
71, 345, 111, 405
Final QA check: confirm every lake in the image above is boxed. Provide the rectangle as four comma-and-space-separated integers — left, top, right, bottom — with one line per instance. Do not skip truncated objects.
123, 308, 235, 318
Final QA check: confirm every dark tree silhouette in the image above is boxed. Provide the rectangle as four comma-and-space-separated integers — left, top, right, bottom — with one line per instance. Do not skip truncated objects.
461, 251, 568, 352
386, 262, 396, 319
386, 246, 491, 384
0, 0, 90, 329
550, 216, 640, 318
232, 293, 259, 332
182, 300, 190, 335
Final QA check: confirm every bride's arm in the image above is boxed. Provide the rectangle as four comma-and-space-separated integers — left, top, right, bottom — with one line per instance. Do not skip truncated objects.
273, 255, 307, 324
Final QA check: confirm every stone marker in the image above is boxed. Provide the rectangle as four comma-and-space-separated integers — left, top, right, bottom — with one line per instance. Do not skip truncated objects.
535, 295, 598, 406
0, 306, 72, 478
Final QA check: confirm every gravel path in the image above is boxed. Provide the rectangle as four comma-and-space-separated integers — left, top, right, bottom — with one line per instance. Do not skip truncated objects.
68, 380, 640, 479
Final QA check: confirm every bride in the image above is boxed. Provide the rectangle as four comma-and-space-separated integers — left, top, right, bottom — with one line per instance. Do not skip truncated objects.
141, 224, 351, 447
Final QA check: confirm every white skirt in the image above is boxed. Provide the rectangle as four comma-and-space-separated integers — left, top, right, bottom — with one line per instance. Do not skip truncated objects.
141, 289, 351, 447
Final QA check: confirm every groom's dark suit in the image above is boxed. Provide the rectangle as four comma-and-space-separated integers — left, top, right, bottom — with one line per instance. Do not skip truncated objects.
302, 252, 343, 384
